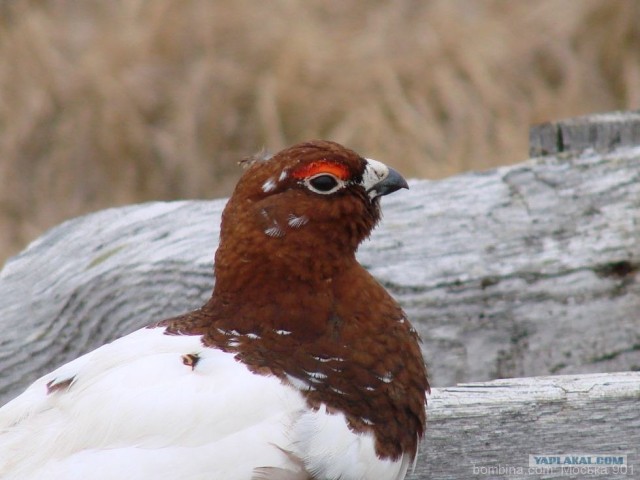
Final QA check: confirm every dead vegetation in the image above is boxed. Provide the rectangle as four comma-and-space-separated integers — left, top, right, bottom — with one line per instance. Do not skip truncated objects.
1, 0, 639, 265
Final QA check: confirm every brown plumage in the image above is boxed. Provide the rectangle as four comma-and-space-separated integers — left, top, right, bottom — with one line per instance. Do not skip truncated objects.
160, 140, 429, 460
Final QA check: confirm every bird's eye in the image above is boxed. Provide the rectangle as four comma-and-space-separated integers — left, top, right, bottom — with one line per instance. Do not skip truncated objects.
306, 174, 341, 194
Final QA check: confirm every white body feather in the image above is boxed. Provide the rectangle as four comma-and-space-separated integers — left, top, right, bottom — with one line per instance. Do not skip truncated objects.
0, 328, 409, 480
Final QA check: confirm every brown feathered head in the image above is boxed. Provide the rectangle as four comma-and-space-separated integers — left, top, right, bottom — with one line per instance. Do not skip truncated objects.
214, 140, 408, 284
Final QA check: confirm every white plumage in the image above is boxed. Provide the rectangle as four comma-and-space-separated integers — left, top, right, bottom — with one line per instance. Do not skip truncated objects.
0, 328, 408, 479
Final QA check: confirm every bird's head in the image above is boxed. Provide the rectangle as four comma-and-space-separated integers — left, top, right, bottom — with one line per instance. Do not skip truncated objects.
219, 139, 407, 254
212, 140, 408, 295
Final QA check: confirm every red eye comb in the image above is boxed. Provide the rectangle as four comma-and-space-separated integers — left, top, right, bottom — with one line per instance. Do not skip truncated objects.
292, 161, 350, 180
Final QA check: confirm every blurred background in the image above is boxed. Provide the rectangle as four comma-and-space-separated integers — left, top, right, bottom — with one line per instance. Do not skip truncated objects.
1, 0, 639, 266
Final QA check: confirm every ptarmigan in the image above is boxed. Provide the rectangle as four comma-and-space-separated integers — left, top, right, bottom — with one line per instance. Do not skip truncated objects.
0, 140, 429, 480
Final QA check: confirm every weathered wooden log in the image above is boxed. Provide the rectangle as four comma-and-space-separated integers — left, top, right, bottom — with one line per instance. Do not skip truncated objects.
529, 110, 640, 157
413, 371, 639, 480
2, 117, 640, 406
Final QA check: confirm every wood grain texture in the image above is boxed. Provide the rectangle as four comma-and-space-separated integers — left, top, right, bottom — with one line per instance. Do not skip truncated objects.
530, 110, 640, 157
412, 372, 639, 480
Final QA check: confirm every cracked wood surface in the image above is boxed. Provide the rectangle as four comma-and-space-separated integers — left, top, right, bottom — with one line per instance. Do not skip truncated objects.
413, 371, 639, 480
1, 144, 640, 405
530, 110, 640, 157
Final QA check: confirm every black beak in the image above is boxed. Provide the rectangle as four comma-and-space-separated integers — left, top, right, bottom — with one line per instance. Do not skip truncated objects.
368, 167, 409, 198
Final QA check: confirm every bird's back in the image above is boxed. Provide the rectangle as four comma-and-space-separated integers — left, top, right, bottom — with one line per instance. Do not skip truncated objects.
0, 327, 412, 480
0, 328, 305, 479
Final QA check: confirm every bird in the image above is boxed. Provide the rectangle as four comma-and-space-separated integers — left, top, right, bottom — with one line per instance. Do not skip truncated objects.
0, 140, 429, 480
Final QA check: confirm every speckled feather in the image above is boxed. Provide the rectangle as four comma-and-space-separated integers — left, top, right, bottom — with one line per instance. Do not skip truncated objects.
0, 140, 429, 479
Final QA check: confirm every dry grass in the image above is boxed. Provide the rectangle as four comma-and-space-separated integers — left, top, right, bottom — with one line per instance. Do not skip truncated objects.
1, 0, 639, 265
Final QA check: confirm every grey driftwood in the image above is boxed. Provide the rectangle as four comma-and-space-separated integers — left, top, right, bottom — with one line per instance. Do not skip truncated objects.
529, 109, 640, 157
413, 371, 639, 480
1, 112, 639, 478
